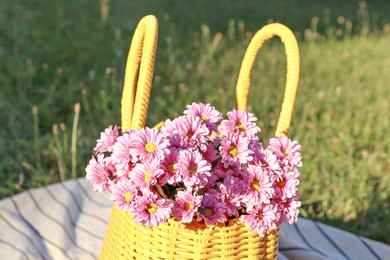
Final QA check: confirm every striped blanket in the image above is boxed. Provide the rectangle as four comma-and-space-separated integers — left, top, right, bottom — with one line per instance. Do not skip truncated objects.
0, 178, 389, 259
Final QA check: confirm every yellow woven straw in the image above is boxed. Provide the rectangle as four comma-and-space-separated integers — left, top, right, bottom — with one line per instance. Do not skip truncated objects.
101, 205, 279, 259
99, 16, 300, 260
121, 15, 158, 131
236, 23, 300, 137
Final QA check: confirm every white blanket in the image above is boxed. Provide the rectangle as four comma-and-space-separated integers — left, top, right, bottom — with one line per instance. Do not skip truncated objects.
0, 178, 388, 259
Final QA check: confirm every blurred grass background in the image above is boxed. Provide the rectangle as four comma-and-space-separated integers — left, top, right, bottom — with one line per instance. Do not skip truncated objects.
1, 0, 389, 243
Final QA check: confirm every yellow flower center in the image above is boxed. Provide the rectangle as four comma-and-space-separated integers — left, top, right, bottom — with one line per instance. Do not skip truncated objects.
200, 115, 207, 121
250, 180, 261, 191
188, 165, 197, 174
184, 201, 194, 211
277, 179, 286, 187
236, 122, 245, 132
257, 212, 263, 220
145, 203, 158, 214
144, 171, 152, 184
228, 145, 239, 157
124, 192, 132, 202
144, 142, 157, 153
204, 207, 214, 216
281, 148, 288, 156
186, 132, 194, 138
167, 163, 177, 173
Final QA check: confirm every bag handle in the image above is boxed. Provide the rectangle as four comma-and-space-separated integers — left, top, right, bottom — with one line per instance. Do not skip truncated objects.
236, 23, 300, 137
121, 15, 158, 131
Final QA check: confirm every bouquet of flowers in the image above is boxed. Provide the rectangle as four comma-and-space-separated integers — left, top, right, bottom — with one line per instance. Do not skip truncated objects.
86, 102, 302, 237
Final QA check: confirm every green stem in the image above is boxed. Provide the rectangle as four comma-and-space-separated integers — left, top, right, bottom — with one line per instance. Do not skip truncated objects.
154, 184, 169, 199
52, 124, 65, 181
32, 105, 41, 172
71, 103, 80, 179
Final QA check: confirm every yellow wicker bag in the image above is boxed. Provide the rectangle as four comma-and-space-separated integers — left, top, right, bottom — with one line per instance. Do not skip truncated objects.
99, 15, 300, 260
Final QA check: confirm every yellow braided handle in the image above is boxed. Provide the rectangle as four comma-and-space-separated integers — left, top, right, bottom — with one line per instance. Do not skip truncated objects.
236, 23, 300, 137
121, 15, 158, 131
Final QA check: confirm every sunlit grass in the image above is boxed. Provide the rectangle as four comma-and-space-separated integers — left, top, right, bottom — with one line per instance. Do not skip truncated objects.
0, 0, 389, 243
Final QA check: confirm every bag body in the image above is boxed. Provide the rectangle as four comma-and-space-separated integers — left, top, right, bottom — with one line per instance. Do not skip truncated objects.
97, 15, 300, 260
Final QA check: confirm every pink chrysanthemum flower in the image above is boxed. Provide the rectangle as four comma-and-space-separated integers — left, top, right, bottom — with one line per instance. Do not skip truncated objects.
160, 117, 180, 137
212, 161, 242, 179
105, 156, 120, 180
110, 180, 138, 212
219, 109, 261, 137
247, 135, 262, 154
219, 133, 253, 167
162, 116, 209, 151
111, 130, 138, 177
274, 169, 300, 200
278, 194, 301, 224
159, 148, 181, 185
184, 102, 223, 124
184, 102, 223, 133
267, 136, 302, 167
197, 195, 227, 226
241, 164, 274, 208
130, 161, 164, 190
164, 134, 185, 150
203, 175, 219, 191
130, 190, 173, 228
253, 149, 282, 180
86, 102, 303, 229
176, 150, 211, 188
201, 141, 220, 163
85, 154, 114, 192
217, 176, 242, 217
131, 127, 170, 163
94, 125, 120, 154
240, 204, 279, 237
173, 190, 202, 223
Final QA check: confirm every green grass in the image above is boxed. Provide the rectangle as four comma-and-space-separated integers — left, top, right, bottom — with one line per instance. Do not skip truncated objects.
1, 0, 389, 243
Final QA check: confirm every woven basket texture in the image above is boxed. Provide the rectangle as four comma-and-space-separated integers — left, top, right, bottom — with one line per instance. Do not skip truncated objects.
99, 14, 299, 260
100, 205, 279, 259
